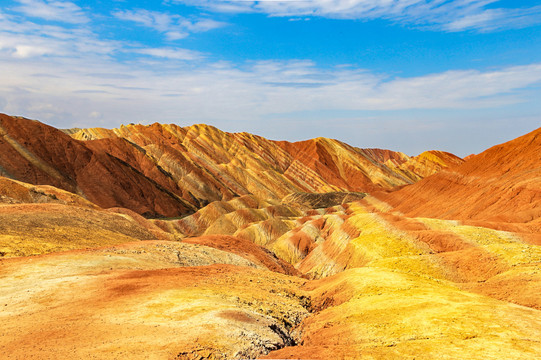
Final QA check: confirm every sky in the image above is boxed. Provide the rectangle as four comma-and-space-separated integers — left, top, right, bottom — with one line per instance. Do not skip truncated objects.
0, 0, 541, 156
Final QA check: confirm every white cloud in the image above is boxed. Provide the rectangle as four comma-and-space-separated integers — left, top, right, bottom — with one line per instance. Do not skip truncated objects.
89, 111, 102, 119
176, 0, 541, 32
2, 44, 541, 129
13, 0, 89, 24
113, 9, 226, 40
0, 7, 120, 59
0, 8, 202, 63
113, 9, 173, 32
443, 6, 541, 32
134, 47, 203, 60
13, 44, 53, 58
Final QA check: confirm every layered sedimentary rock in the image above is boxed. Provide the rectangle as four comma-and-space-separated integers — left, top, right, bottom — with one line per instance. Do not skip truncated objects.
281, 191, 367, 209
2, 193, 541, 359
0, 114, 194, 217
0, 113, 462, 218
0, 114, 462, 218
2, 113, 541, 359
70, 118, 462, 212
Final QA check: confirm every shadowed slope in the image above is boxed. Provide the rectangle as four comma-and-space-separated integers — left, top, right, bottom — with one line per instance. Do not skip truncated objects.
0, 114, 195, 217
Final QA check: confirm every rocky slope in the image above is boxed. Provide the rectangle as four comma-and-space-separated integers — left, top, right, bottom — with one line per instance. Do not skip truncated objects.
4, 113, 464, 216
0, 113, 463, 218
2, 114, 541, 359
0, 114, 195, 217
377, 126, 541, 224
73, 123, 462, 202
2, 190, 541, 359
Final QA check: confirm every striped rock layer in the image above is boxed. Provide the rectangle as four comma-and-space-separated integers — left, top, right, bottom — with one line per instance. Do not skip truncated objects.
2, 113, 541, 359
0, 113, 463, 217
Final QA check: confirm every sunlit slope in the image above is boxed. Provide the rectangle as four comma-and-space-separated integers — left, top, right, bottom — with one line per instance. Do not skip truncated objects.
3, 197, 541, 359
266, 266, 541, 360
0, 113, 462, 217
155, 190, 541, 312
0, 176, 98, 208
5, 112, 541, 359
0, 176, 174, 257
0, 245, 310, 359
2, 177, 540, 359
0, 202, 171, 258
258, 200, 541, 359
379, 126, 541, 223
71, 120, 462, 209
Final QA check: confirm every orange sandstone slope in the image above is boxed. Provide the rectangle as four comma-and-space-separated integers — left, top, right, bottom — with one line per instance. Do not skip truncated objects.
276, 139, 463, 192
0, 113, 462, 217
3, 190, 541, 359
0, 114, 195, 217
3, 119, 541, 359
379, 126, 541, 223
72, 121, 462, 205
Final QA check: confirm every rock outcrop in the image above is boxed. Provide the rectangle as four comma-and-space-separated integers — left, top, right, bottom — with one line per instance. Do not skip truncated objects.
0, 114, 463, 218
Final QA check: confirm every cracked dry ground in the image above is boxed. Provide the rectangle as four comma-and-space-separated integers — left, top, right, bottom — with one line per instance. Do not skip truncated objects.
2, 197, 541, 359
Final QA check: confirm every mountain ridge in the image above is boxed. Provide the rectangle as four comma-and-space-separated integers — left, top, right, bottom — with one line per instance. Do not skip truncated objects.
0, 113, 463, 217
377, 125, 541, 223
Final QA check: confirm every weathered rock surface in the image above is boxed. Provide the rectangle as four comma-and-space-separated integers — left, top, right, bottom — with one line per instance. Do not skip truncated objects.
0, 113, 462, 218
281, 191, 367, 209
0, 251, 309, 359
2, 114, 541, 359
0, 202, 171, 258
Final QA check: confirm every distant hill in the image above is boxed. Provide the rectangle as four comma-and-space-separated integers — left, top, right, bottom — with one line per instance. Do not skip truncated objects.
0, 113, 462, 217
379, 125, 541, 223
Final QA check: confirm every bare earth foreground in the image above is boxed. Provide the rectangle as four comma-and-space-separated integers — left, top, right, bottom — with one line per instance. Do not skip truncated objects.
1, 114, 541, 359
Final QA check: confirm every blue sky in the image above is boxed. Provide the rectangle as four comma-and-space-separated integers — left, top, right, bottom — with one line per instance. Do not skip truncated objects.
1, 1, 541, 156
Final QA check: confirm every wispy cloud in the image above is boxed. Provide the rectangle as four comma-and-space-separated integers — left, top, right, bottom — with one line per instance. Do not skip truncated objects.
2, 39, 541, 126
0, 8, 201, 62
113, 9, 226, 40
13, 0, 89, 24
443, 5, 541, 32
176, 0, 541, 32
134, 47, 203, 60
0, 1, 540, 156
0, 12, 116, 59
